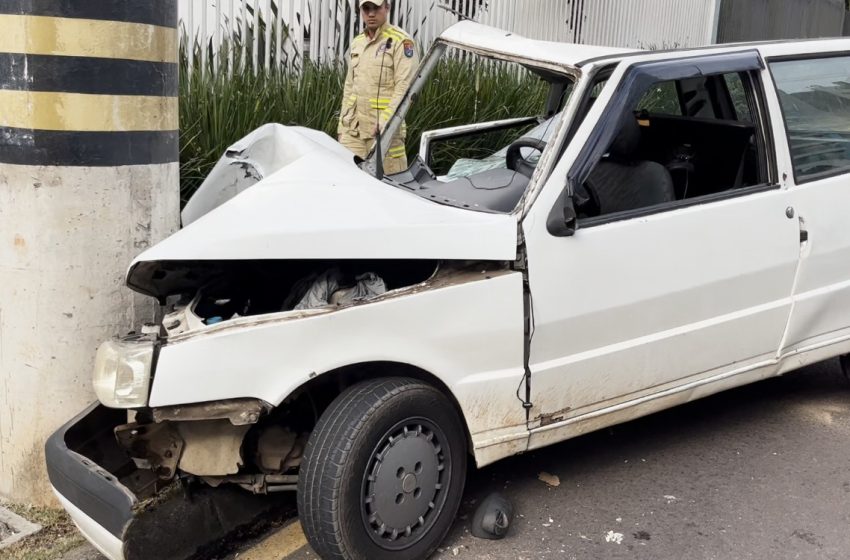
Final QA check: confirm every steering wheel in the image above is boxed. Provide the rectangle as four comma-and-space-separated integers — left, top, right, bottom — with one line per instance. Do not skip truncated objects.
506, 137, 547, 178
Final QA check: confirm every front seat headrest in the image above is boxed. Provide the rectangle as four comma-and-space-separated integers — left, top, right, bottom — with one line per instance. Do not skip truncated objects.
607, 113, 641, 159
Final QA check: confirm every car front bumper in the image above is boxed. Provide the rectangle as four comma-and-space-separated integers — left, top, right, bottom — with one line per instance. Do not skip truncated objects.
45, 403, 141, 560
46, 402, 294, 560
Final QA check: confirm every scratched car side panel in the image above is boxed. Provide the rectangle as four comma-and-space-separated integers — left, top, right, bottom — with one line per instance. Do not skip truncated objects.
149, 270, 528, 466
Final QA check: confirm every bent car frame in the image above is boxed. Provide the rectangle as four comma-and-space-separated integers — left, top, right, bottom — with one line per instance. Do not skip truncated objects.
47, 21, 850, 560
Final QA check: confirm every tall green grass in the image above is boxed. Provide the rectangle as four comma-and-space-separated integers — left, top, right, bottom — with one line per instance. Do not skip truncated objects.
179, 41, 548, 202
179, 59, 345, 200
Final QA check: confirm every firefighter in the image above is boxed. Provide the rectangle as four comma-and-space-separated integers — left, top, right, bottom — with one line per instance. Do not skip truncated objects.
338, 0, 419, 175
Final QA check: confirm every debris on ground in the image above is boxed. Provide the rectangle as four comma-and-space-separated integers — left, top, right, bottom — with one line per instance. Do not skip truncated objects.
470, 493, 513, 540
604, 530, 624, 544
537, 472, 560, 487
0, 502, 83, 560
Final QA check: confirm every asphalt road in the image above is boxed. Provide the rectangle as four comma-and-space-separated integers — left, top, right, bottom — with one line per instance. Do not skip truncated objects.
68, 358, 850, 560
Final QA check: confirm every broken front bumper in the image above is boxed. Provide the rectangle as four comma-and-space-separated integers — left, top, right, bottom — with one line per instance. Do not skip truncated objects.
46, 402, 294, 560
45, 403, 139, 560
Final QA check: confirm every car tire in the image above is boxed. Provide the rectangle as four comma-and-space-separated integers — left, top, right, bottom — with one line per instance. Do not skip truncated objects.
297, 377, 467, 560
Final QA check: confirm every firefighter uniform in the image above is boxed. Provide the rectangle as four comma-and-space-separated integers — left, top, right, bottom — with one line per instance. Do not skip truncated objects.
338, 22, 419, 174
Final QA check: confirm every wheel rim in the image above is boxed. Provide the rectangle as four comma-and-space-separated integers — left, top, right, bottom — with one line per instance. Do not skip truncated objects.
361, 418, 452, 550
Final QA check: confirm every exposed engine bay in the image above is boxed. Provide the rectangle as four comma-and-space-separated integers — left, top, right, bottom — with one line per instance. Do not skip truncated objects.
147, 259, 439, 335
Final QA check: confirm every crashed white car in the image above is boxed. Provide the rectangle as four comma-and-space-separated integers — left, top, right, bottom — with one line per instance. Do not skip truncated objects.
47, 21, 850, 560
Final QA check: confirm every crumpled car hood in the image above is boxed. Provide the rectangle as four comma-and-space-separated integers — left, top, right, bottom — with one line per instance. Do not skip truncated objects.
128, 125, 518, 294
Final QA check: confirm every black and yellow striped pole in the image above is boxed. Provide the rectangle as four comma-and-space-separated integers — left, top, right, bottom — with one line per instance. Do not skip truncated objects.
0, 1, 180, 505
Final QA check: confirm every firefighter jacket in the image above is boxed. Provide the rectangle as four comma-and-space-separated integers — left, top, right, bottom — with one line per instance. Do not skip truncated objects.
338, 22, 419, 140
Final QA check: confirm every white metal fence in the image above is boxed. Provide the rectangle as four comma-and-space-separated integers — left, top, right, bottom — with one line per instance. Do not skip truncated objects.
180, 0, 720, 71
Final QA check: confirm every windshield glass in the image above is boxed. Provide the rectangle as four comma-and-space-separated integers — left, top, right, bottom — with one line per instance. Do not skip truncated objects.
369, 44, 575, 214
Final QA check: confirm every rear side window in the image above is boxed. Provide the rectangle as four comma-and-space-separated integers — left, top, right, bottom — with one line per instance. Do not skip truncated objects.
770, 56, 850, 183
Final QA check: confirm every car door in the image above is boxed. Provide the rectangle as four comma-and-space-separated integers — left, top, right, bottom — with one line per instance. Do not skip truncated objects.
763, 49, 850, 363
520, 51, 801, 446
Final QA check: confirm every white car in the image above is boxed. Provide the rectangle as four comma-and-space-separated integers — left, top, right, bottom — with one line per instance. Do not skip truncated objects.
47, 21, 850, 560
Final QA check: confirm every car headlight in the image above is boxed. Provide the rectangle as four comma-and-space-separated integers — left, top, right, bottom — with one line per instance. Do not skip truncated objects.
92, 337, 156, 408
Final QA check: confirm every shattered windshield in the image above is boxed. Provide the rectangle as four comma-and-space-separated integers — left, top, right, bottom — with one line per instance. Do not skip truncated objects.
370, 44, 575, 214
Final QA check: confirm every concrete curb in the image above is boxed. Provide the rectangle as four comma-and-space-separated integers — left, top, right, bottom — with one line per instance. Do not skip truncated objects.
0, 505, 43, 548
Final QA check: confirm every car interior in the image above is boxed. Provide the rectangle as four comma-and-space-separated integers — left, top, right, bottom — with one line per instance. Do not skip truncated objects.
577, 71, 764, 219
388, 68, 763, 218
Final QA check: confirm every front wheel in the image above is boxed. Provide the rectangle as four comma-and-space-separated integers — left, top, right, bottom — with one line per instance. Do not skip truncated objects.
841, 354, 850, 381
298, 378, 467, 560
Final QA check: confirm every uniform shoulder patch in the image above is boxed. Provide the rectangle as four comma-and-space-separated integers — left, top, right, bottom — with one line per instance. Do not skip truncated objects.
403, 39, 415, 58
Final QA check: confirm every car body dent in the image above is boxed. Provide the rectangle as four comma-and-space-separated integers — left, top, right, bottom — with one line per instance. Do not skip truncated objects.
180, 124, 355, 226
128, 137, 518, 284
149, 268, 528, 467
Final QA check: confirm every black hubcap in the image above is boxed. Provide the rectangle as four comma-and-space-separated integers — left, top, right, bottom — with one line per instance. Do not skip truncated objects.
361, 419, 450, 550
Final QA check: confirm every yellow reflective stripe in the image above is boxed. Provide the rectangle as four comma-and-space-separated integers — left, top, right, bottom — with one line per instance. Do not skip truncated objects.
384, 29, 406, 40
0, 90, 178, 132
369, 97, 391, 102
388, 146, 406, 154
0, 15, 177, 63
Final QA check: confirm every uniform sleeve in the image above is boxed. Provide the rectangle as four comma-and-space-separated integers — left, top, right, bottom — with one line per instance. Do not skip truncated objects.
338, 51, 356, 136
379, 36, 419, 130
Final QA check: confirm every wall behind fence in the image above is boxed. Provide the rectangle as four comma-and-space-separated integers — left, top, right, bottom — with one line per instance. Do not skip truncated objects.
717, 0, 846, 43
180, 0, 719, 71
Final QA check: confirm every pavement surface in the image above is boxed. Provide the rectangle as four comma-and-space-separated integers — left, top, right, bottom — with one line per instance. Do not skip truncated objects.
66, 358, 850, 560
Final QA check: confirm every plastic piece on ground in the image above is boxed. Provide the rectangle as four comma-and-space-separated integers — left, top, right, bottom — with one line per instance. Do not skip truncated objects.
470, 492, 513, 540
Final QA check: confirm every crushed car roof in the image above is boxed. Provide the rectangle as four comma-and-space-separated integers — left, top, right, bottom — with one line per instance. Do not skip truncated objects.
439, 21, 639, 70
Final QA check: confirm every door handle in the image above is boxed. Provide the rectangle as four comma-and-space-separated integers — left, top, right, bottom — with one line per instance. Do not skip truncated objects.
798, 216, 808, 244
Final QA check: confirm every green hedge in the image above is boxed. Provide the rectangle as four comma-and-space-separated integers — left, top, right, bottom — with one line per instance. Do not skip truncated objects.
179, 49, 547, 202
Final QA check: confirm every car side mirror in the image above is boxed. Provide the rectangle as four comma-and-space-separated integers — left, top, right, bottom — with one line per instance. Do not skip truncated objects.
546, 187, 577, 237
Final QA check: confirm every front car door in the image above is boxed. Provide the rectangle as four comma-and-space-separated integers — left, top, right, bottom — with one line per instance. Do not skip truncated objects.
521, 50, 801, 449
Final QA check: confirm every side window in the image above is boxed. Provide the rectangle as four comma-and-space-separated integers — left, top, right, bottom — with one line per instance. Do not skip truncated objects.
636, 81, 682, 115
725, 73, 753, 122
770, 55, 850, 183
576, 69, 768, 222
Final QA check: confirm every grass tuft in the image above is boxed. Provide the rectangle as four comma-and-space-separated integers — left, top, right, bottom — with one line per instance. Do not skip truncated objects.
1, 502, 84, 560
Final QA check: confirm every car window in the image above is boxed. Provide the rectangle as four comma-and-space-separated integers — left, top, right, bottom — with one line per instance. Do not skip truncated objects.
575, 69, 767, 222
725, 73, 753, 122
410, 47, 550, 177
636, 81, 682, 115
770, 55, 850, 183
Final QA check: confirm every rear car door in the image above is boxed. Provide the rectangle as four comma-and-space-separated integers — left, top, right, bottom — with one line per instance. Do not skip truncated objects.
521, 51, 801, 441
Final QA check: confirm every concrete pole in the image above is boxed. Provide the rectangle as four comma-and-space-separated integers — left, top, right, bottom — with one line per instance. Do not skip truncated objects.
0, 1, 180, 505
